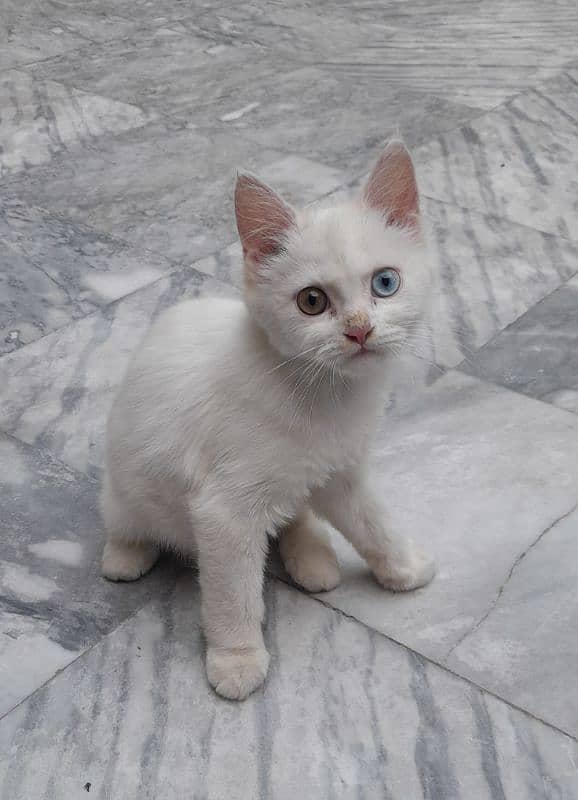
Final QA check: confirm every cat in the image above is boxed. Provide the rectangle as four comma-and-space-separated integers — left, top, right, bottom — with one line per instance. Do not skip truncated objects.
100, 140, 435, 700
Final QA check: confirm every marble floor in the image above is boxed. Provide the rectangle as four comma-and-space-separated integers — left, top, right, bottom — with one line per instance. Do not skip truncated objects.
1, 1, 577, 797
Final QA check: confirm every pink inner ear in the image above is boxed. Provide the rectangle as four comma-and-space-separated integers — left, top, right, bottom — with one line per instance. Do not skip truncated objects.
363, 141, 419, 230
235, 174, 295, 268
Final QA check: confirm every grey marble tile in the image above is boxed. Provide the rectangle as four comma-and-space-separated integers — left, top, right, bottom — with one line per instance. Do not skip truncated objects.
447, 503, 578, 740
0, 268, 237, 477
25, 26, 477, 177
0, 70, 152, 180
277, 370, 578, 734
26, 25, 277, 119
32, 1, 139, 44
192, 240, 244, 286
1, 579, 577, 799
149, 0, 578, 112
423, 197, 578, 369
173, 3, 399, 58
73, 0, 217, 27
0, 0, 144, 61
258, 155, 347, 203
462, 274, 578, 414
286, 0, 578, 109
198, 67, 476, 178
0, 1, 88, 71
0, 198, 179, 353
0, 432, 177, 717
2, 119, 282, 264
415, 70, 578, 239
318, 29, 577, 112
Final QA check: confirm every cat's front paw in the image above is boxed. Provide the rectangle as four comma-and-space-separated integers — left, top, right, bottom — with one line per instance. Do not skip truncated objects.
370, 541, 435, 592
206, 646, 270, 700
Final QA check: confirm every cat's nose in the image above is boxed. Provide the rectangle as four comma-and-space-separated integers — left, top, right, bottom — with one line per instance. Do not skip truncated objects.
344, 324, 374, 346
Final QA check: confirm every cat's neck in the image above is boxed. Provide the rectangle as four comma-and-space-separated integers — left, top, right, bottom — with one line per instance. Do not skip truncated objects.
247, 317, 387, 425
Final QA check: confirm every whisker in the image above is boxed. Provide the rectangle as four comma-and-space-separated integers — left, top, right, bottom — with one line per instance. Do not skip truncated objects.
287, 365, 320, 431
307, 363, 328, 433
265, 345, 321, 375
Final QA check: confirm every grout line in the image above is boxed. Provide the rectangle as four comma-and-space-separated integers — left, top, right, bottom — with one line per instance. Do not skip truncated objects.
274, 574, 578, 743
455, 265, 578, 374
455, 368, 578, 421
0, 236, 230, 365
0, 429, 100, 485
0, 19, 187, 76
3, 562, 576, 746
421, 192, 578, 246
0, 594, 156, 725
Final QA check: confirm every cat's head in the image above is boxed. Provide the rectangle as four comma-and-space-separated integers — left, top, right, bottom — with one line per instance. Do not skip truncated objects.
235, 141, 430, 377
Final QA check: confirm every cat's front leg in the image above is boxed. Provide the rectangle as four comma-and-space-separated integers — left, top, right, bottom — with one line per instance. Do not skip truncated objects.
311, 468, 435, 591
189, 502, 270, 700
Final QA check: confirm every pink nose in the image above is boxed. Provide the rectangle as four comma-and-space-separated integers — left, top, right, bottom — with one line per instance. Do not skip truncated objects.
344, 325, 373, 346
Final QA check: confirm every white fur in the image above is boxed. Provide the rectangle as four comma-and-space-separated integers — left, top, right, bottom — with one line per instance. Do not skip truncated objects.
101, 145, 435, 700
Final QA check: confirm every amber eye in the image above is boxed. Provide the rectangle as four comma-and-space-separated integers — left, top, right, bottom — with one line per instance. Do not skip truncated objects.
296, 287, 328, 316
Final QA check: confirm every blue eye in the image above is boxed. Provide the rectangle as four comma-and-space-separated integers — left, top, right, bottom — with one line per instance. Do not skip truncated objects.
371, 268, 401, 298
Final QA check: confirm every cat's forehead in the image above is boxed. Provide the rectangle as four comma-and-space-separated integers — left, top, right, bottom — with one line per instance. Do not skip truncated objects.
294, 203, 417, 273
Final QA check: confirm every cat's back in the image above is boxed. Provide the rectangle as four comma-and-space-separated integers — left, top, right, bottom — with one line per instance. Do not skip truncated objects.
109, 294, 246, 432
131, 294, 245, 376
149, 294, 244, 349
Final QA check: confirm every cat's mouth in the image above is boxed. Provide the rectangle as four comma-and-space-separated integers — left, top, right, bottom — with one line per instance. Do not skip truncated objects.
350, 346, 379, 359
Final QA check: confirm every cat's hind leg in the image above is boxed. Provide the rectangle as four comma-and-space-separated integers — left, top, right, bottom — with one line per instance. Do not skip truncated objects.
102, 538, 159, 582
279, 508, 341, 592
100, 476, 159, 582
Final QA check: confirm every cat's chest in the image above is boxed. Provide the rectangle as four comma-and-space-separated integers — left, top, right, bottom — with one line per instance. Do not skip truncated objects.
272, 384, 375, 472
216, 374, 380, 520
251, 437, 349, 527
278, 415, 367, 486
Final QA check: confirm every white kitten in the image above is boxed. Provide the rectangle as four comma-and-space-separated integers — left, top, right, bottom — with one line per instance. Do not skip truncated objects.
101, 141, 435, 700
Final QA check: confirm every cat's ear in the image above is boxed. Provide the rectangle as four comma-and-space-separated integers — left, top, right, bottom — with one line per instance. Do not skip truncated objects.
235, 173, 295, 277
363, 140, 419, 232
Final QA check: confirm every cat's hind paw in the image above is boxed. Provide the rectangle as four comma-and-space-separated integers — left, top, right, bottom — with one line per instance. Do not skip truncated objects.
282, 547, 341, 593
279, 513, 341, 592
102, 539, 159, 582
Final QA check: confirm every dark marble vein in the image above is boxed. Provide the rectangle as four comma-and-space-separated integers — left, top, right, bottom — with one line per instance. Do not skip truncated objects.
470, 693, 507, 800
409, 651, 459, 800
